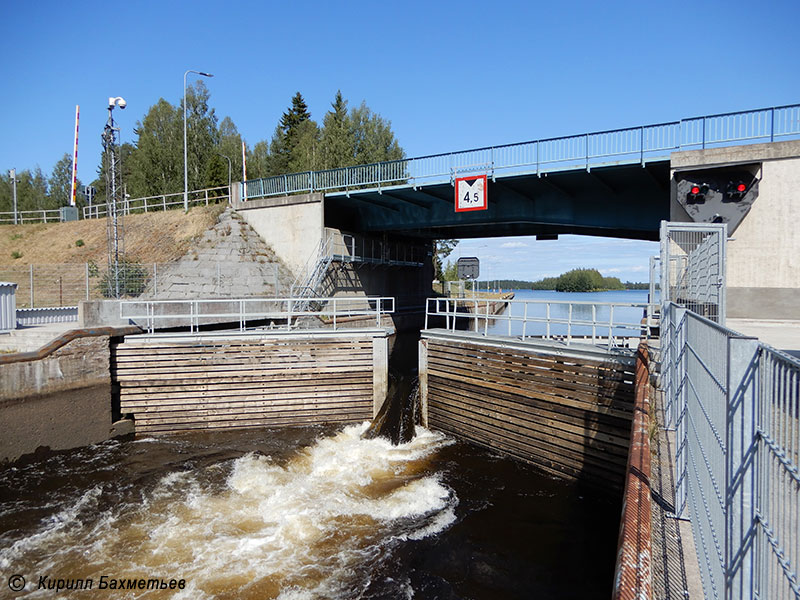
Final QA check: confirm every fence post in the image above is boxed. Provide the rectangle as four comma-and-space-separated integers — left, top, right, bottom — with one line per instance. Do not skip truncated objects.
674, 305, 689, 518
725, 336, 760, 600
770, 108, 775, 143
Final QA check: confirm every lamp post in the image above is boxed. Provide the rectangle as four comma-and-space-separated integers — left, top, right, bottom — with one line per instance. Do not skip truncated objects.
9, 169, 17, 225
183, 69, 213, 212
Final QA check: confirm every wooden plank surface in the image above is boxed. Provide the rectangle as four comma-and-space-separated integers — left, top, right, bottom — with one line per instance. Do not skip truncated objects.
114, 335, 378, 434
425, 337, 634, 492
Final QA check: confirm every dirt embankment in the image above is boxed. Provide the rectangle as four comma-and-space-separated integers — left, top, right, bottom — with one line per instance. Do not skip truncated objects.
0, 205, 226, 266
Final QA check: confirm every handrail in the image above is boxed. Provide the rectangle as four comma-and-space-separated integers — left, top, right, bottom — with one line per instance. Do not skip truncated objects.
425, 297, 658, 349
82, 185, 230, 219
120, 296, 395, 333
243, 103, 800, 200
0, 208, 63, 225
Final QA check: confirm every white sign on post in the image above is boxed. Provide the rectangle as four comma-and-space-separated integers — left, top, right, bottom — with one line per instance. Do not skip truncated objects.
455, 174, 488, 212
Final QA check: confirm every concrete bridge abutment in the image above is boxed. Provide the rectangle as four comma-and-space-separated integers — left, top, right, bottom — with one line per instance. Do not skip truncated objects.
670, 140, 800, 320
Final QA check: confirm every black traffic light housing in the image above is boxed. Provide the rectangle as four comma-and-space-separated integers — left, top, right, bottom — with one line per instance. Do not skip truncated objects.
724, 180, 749, 202
686, 183, 709, 204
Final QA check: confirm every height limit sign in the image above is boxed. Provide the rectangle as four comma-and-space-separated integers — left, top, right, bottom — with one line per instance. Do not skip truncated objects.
455, 174, 488, 212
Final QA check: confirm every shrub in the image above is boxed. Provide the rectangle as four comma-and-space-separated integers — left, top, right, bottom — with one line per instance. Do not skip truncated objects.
99, 259, 148, 298
75, 239, 85, 247
11, 250, 22, 259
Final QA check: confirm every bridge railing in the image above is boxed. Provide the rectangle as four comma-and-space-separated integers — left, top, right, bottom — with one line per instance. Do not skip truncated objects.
120, 296, 395, 334
424, 297, 657, 349
243, 103, 800, 200
660, 302, 800, 600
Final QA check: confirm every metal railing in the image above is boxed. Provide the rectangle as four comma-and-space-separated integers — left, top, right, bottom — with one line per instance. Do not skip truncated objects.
243, 104, 800, 200
0, 208, 63, 225
82, 185, 230, 219
330, 230, 426, 267
290, 228, 427, 304
661, 222, 726, 325
425, 297, 657, 349
120, 296, 395, 333
661, 302, 800, 600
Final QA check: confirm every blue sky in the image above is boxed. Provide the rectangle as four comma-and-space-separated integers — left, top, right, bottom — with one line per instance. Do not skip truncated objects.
1, 0, 798, 281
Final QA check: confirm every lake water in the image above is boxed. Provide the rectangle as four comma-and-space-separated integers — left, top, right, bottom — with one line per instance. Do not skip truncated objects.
477, 288, 653, 340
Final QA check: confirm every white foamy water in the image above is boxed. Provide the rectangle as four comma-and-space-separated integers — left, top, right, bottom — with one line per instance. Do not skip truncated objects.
0, 424, 456, 599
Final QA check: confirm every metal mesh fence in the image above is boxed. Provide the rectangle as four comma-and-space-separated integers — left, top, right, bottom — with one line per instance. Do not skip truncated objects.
662, 302, 800, 600
0, 261, 285, 308
660, 222, 726, 324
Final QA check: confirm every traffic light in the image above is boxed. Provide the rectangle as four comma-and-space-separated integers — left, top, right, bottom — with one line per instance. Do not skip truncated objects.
686, 183, 709, 204
724, 180, 748, 202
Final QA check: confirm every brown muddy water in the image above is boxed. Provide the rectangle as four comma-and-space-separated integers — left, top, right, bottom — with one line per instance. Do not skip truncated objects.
0, 424, 620, 599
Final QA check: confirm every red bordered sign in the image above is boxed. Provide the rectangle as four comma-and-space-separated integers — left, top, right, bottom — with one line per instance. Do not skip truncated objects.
455, 174, 488, 212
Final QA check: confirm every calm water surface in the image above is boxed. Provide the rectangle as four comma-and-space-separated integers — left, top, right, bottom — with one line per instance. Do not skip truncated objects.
481, 288, 652, 339
0, 424, 620, 599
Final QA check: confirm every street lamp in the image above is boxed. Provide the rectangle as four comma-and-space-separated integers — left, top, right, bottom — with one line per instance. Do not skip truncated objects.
183, 69, 213, 212
217, 152, 232, 191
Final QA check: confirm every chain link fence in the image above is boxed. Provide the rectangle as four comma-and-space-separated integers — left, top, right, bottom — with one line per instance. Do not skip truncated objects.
0, 261, 286, 308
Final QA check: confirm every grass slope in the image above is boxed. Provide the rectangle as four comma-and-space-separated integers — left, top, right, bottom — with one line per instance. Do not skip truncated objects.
0, 205, 226, 266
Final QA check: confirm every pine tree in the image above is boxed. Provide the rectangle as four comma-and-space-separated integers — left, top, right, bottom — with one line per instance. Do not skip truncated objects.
320, 91, 353, 169
269, 92, 313, 175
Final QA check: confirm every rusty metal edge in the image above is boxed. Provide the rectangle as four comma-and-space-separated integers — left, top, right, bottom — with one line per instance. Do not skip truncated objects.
612, 342, 653, 600
0, 326, 143, 365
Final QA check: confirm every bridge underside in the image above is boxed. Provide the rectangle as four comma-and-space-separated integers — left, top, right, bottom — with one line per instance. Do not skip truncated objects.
325, 161, 670, 241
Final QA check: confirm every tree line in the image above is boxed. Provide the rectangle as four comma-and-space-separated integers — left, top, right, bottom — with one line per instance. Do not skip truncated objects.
441, 266, 647, 291
0, 86, 404, 213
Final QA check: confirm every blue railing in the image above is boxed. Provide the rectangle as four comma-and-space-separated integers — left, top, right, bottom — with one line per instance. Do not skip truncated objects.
243, 103, 800, 200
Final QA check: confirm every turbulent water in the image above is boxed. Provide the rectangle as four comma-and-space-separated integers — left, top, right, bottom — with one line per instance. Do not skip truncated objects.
0, 424, 619, 599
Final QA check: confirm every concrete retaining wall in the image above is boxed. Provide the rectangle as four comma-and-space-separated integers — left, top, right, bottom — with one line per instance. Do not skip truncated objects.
233, 193, 324, 279
0, 335, 115, 463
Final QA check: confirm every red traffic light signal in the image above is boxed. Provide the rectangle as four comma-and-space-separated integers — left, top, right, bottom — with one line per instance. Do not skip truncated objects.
725, 180, 748, 201
687, 183, 709, 204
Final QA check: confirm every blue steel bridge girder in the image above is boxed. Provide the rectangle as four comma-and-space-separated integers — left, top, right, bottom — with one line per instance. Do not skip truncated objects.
324, 161, 671, 242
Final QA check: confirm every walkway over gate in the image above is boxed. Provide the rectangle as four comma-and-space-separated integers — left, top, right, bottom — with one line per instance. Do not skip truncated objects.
242, 104, 800, 240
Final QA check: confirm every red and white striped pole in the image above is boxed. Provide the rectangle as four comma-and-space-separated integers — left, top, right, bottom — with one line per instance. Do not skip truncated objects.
70, 105, 79, 207
241, 140, 247, 201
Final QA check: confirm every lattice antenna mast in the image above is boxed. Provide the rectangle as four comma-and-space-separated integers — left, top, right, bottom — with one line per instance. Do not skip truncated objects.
102, 96, 127, 298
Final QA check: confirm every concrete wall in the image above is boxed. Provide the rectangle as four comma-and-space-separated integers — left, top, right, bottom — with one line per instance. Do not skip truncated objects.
232, 193, 324, 279
725, 156, 800, 318
670, 141, 800, 319
0, 336, 114, 463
